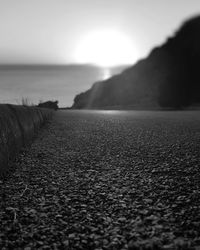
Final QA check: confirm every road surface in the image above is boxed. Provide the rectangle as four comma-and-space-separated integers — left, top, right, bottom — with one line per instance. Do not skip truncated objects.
1, 110, 200, 249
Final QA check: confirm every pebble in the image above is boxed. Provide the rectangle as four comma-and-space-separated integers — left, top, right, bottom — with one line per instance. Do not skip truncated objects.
0, 110, 200, 249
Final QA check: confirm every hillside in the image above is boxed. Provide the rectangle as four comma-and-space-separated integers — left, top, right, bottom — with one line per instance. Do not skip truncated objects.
72, 16, 200, 109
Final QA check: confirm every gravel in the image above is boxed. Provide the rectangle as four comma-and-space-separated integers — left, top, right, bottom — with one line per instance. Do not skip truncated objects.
0, 110, 200, 250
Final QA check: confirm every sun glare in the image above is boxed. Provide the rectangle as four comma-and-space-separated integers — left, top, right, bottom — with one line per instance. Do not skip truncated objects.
75, 29, 139, 67
102, 68, 111, 80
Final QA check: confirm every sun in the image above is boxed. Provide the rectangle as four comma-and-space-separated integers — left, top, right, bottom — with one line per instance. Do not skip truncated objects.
75, 29, 139, 67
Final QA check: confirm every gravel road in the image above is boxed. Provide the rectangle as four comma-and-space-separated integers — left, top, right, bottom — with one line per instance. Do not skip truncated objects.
1, 110, 200, 250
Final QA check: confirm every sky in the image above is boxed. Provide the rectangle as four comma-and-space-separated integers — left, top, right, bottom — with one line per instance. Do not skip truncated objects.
0, 0, 200, 65
0, 0, 200, 107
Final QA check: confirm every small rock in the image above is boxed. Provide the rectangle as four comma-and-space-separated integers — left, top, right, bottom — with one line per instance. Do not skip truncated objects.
68, 233, 76, 239
63, 240, 69, 246
118, 217, 126, 222
144, 198, 153, 204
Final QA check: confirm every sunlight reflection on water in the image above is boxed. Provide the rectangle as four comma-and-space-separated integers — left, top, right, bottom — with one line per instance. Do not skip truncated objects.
95, 110, 127, 115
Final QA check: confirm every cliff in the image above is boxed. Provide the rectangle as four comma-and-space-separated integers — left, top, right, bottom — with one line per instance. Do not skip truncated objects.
72, 16, 200, 109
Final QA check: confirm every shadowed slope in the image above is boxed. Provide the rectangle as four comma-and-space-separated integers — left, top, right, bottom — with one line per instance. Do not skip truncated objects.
72, 16, 200, 109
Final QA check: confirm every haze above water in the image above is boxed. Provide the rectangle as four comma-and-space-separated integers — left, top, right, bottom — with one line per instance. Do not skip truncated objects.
0, 65, 126, 107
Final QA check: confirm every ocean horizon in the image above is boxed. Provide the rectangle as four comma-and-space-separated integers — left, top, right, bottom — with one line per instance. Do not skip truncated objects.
0, 64, 128, 107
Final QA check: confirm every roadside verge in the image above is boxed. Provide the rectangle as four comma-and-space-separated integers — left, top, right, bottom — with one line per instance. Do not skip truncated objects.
0, 104, 53, 175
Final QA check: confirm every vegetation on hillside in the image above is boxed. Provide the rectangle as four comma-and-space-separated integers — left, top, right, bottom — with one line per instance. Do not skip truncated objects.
72, 16, 200, 109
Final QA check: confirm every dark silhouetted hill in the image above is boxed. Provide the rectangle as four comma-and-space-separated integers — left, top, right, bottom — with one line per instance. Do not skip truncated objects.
38, 100, 59, 110
72, 16, 200, 109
